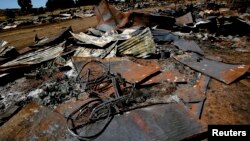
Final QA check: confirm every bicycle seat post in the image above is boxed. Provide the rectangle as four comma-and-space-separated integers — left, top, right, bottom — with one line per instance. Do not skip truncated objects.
111, 77, 122, 98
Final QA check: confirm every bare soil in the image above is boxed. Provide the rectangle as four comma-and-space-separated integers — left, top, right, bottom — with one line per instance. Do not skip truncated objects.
199, 38, 250, 124
0, 17, 97, 51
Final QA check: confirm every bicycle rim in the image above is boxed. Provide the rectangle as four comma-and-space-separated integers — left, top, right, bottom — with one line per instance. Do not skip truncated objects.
67, 98, 112, 140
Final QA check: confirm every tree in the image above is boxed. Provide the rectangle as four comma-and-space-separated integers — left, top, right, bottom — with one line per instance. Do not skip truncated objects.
46, 0, 57, 11
46, 0, 75, 11
5, 9, 16, 19
17, 0, 33, 12
60, 0, 75, 9
38, 7, 45, 14
75, 0, 100, 6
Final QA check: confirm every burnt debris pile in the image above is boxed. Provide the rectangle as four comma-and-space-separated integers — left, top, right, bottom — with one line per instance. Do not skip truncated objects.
0, 1, 249, 140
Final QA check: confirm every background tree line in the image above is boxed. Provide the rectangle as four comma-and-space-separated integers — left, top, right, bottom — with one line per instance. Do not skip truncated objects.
46, 0, 101, 11
4, 0, 106, 19
17, 0, 101, 13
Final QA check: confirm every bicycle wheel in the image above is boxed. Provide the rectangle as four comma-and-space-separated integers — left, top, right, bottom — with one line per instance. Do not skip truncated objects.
77, 60, 108, 85
67, 98, 112, 140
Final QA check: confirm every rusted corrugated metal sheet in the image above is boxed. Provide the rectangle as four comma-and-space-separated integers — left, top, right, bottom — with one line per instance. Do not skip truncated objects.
0, 103, 206, 140
117, 28, 156, 58
73, 41, 117, 58
0, 102, 70, 140
74, 47, 105, 57
174, 53, 249, 84
0, 40, 8, 48
0, 42, 64, 72
70, 30, 130, 47
131, 28, 179, 43
0, 40, 11, 57
31, 26, 72, 47
72, 57, 160, 84
93, 104, 207, 141
0, 40, 19, 63
71, 31, 113, 47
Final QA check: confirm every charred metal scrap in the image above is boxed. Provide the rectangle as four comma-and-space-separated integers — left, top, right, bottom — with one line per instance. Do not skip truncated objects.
0, 40, 19, 63
0, 42, 65, 73
92, 104, 206, 141
0, 102, 69, 140
73, 41, 117, 58
95, 0, 175, 32
0, 105, 21, 126
117, 28, 156, 58
71, 31, 114, 47
31, 27, 72, 47
95, 0, 128, 32
127, 12, 175, 29
175, 74, 210, 119
0, 1, 250, 141
132, 27, 204, 55
172, 5, 249, 35
65, 58, 206, 140
174, 52, 249, 84
72, 57, 161, 84
67, 103, 206, 141
70, 30, 130, 47
173, 39, 204, 55
131, 28, 179, 43
0, 40, 8, 48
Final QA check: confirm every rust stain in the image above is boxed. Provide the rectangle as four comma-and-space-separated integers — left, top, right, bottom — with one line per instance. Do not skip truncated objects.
176, 75, 210, 118
0, 102, 68, 141
142, 70, 187, 85
240, 79, 250, 88
54, 95, 90, 117
221, 65, 250, 84
132, 112, 150, 135
177, 75, 209, 103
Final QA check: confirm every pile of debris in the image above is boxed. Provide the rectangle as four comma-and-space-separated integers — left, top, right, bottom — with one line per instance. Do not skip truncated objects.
0, 0, 249, 140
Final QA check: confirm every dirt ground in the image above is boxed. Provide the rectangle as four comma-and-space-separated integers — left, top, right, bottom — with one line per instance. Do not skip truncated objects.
0, 15, 249, 126
0, 17, 97, 51
196, 38, 250, 124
